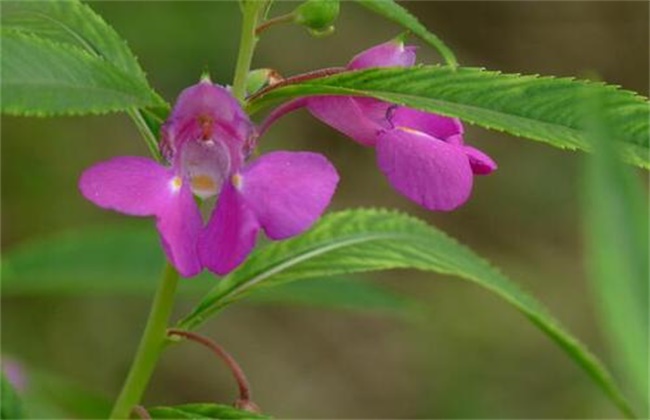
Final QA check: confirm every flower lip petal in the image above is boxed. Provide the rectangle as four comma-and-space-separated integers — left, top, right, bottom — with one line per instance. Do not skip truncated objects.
199, 181, 260, 275
238, 151, 339, 240
79, 156, 203, 276
156, 179, 204, 277
376, 127, 473, 211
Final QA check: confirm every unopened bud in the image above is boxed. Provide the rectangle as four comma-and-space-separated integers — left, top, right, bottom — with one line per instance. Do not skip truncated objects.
246, 68, 283, 96
294, 0, 339, 36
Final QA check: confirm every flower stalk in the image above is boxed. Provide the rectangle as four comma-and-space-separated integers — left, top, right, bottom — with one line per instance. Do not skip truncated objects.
167, 329, 260, 412
109, 264, 180, 419
232, 0, 267, 102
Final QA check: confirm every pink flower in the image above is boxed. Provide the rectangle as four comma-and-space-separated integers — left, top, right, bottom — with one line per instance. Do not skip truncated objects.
264, 39, 496, 211
80, 80, 339, 277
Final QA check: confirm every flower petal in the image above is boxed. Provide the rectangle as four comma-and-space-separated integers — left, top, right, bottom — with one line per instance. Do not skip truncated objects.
239, 151, 339, 239
390, 107, 464, 144
169, 81, 251, 142
348, 40, 417, 70
464, 146, 498, 175
161, 80, 253, 168
307, 96, 392, 146
376, 128, 473, 211
79, 157, 174, 216
199, 182, 260, 275
156, 180, 204, 277
79, 156, 203, 277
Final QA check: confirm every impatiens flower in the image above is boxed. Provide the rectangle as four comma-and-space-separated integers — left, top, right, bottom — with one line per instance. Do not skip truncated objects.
262, 39, 496, 211
80, 80, 338, 277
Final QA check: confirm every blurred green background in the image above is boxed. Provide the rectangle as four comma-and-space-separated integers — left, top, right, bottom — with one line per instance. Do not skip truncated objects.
2, 1, 648, 418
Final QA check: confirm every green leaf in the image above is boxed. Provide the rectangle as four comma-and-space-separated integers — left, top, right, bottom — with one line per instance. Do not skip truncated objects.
1, 0, 149, 84
583, 93, 649, 414
1, 0, 166, 116
1, 227, 413, 317
178, 209, 636, 417
21, 367, 111, 419
1, 29, 163, 116
354, 0, 457, 67
1, 372, 25, 419
1, 226, 174, 296
249, 277, 417, 317
247, 66, 650, 169
147, 403, 269, 419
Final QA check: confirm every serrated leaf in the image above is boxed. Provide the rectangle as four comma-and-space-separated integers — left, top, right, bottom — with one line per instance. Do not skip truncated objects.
147, 403, 269, 419
1, 0, 148, 84
178, 209, 636, 417
583, 93, 649, 415
249, 277, 416, 316
1, 226, 413, 317
1, 371, 25, 419
354, 0, 457, 66
247, 66, 650, 169
1, 30, 163, 116
1, 0, 166, 116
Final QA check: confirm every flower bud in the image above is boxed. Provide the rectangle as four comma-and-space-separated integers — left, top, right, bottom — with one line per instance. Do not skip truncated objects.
245, 68, 283, 96
294, 0, 339, 36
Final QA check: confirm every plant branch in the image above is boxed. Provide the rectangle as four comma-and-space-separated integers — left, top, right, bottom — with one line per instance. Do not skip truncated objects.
167, 328, 259, 412
255, 12, 295, 36
232, 1, 267, 102
109, 264, 180, 419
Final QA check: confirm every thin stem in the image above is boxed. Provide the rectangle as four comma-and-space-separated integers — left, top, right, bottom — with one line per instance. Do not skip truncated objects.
167, 329, 256, 409
127, 108, 162, 162
109, 264, 180, 419
231, 1, 266, 102
255, 12, 295, 36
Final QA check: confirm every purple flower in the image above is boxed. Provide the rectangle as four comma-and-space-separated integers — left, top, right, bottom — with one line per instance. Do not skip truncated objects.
2, 357, 27, 393
264, 39, 496, 211
80, 80, 339, 277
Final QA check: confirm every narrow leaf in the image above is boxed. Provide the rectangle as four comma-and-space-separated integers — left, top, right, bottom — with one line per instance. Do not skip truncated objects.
1, 30, 162, 116
1, 227, 412, 317
354, 0, 457, 66
249, 277, 417, 316
178, 209, 635, 417
147, 403, 269, 419
583, 92, 649, 414
247, 66, 650, 169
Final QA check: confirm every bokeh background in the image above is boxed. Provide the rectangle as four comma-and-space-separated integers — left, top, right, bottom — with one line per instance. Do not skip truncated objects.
2, 1, 648, 418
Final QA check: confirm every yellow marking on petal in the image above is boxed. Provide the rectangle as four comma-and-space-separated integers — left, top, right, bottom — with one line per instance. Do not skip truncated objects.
232, 173, 243, 189
171, 176, 183, 191
191, 175, 217, 193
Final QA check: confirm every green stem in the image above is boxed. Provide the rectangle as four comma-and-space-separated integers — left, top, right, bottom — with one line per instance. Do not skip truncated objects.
231, 1, 266, 102
109, 264, 179, 419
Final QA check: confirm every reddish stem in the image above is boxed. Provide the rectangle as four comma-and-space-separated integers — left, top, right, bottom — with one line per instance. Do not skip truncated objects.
255, 13, 295, 36
167, 329, 257, 410
247, 67, 347, 103
131, 405, 151, 419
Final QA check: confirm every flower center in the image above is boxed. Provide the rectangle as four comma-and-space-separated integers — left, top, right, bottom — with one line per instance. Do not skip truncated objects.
180, 139, 231, 199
